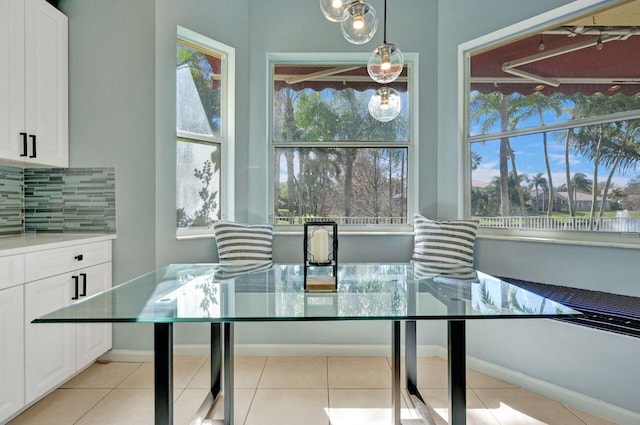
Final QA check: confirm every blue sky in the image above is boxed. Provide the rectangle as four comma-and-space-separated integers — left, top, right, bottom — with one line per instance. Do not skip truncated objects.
470, 105, 640, 190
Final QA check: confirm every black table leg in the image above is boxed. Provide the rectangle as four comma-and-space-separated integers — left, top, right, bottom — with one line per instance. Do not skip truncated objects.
405, 320, 419, 397
211, 323, 222, 398
448, 320, 466, 425
154, 323, 173, 425
224, 322, 234, 425
392, 320, 401, 425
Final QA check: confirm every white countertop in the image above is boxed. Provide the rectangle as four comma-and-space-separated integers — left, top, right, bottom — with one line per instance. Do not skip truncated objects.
0, 233, 117, 257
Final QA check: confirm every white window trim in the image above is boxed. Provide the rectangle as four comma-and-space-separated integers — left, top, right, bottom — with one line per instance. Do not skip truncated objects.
469, 109, 640, 144
456, 0, 640, 249
267, 52, 419, 234
176, 26, 235, 239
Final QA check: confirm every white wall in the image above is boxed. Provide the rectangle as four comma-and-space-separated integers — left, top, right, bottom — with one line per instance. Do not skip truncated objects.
60, 0, 158, 350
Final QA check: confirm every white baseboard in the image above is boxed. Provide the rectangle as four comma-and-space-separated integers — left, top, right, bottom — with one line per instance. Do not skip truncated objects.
100, 344, 639, 425
100, 343, 446, 362
466, 355, 640, 425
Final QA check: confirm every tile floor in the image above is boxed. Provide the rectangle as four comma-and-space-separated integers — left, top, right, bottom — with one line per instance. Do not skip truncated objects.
7, 356, 618, 425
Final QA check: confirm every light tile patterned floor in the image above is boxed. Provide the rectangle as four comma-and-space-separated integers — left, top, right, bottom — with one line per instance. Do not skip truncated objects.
7, 356, 618, 425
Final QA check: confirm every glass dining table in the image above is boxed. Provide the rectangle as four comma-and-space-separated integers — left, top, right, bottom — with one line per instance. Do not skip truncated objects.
34, 262, 583, 425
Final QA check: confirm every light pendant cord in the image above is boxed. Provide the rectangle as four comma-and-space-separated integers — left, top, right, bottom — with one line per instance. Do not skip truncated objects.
383, 0, 387, 43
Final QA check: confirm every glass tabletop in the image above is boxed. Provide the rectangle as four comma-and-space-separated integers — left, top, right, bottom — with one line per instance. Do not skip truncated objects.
34, 263, 583, 323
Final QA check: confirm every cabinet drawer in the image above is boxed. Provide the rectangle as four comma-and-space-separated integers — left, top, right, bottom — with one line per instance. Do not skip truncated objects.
24, 240, 112, 282
0, 254, 25, 290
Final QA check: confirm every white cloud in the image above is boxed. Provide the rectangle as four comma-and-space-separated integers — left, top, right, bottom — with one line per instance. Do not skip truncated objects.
547, 152, 582, 167
472, 160, 500, 184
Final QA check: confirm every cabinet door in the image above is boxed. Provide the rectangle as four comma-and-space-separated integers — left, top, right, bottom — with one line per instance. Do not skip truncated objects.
0, 0, 27, 163
0, 286, 24, 422
24, 0, 68, 167
24, 272, 76, 404
76, 263, 113, 370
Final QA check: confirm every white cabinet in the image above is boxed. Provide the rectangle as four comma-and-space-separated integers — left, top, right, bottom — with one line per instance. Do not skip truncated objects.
24, 240, 113, 404
0, 285, 24, 421
0, 236, 113, 423
0, 0, 68, 167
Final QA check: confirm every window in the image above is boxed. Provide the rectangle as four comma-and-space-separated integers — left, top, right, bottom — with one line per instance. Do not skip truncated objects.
270, 58, 414, 231
465, 3, 640, 236
176, 27, 234, 238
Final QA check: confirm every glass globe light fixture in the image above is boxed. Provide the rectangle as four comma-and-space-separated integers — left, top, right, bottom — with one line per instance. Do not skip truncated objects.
340, 1, 378, 45
367, 42, 404, 83
368, 86, 401, 122
319, 0, 353, 22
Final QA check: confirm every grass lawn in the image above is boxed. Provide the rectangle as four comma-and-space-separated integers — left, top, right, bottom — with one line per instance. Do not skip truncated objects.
542, 211, 640, 218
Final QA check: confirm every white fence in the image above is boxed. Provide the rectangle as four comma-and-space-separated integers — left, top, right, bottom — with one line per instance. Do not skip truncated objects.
474, 216, 640, 232
274, 215, 640, 232
274, 216, 406, 225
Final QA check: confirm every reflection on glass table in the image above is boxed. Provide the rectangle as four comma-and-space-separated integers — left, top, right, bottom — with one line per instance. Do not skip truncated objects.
34, 263, 583, 425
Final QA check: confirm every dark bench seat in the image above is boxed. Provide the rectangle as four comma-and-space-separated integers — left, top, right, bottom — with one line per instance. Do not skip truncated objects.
499, 277, 640, 338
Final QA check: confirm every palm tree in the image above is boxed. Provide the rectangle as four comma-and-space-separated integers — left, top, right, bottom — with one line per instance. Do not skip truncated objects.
276, 88, 301, 218
610, 187, 626, 209
471, 151, 482, 170
571, 94, 640, 228
595, 119, 640, 221
570, 172, 592, 210
335, 89, 368, 221
564, 128, 576, 216
507, 142, 527, 213
471, 92, 521, 216
529, 173, 548, 212
513, 92, 565, 216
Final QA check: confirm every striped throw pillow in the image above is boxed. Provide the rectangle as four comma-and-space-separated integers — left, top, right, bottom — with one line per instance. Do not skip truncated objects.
412, 214, 478, 275
213, 221, 273, 263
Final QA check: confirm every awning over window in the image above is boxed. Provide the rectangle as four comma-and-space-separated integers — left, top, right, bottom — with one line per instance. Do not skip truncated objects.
471, 32, 640, 96
206, 56, 221, 91
273, 65, 408, 92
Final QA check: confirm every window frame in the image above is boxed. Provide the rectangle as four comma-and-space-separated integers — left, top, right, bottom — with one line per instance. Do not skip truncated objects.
458, 0, 640, 248
176, 26, 235, 239
268, 52, 419, 234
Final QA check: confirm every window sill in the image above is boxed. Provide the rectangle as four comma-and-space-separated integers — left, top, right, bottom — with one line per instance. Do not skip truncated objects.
274, 226, 415, 237
477, 228, 640, 250
176, 227, 214, 240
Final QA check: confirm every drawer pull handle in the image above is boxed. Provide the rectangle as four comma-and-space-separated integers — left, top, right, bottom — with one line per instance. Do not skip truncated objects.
75, 254, 83, 261
72, 275, 79, 300
79, 273, 87, 297
20, 133, 28, 156
29, 134, 37, 158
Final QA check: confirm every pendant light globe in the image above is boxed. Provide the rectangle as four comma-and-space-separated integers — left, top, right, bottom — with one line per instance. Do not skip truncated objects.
367, 42, 404, 83
368, 86, 401, 122
319, 0, 352, 22
340, 1, 378, 45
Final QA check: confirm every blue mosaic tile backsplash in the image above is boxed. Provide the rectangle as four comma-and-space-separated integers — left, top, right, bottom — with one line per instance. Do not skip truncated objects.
0, 166, 116, 235
0, 167, 24, 236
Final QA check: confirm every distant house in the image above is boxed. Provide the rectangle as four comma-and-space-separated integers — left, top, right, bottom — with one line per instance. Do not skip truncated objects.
472, 180, 490, 188
530, 190, 613, 212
